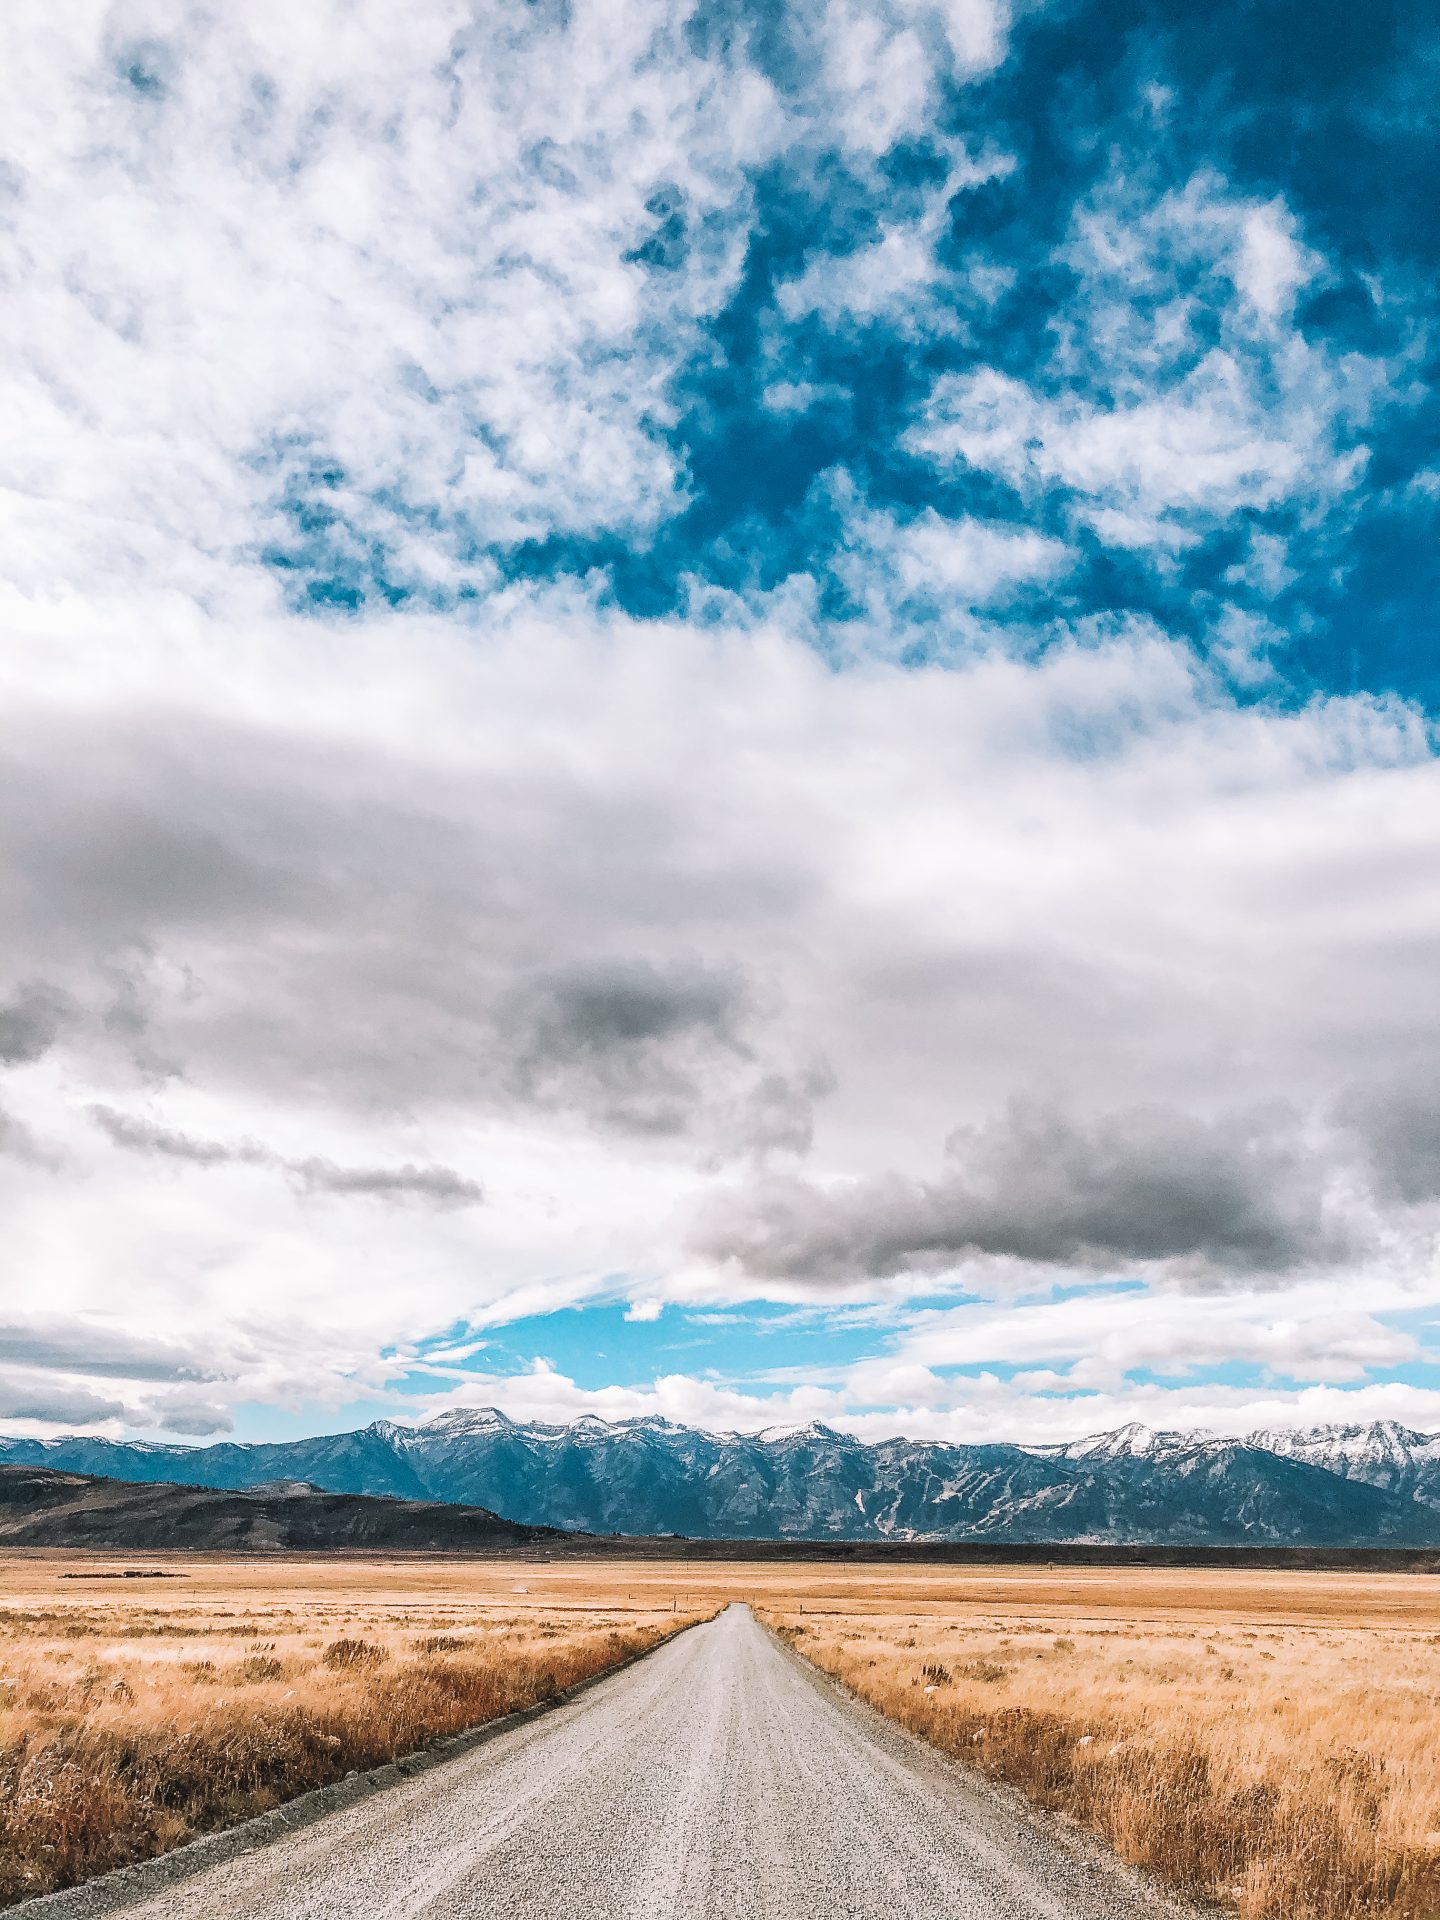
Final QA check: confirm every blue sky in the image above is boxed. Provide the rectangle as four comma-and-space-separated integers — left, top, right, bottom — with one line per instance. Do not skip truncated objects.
256, 0, 1439, 703
0, 0, 1438, 1446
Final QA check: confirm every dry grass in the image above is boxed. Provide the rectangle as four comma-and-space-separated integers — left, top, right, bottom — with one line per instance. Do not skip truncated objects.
0, 1556, 713, 1905
758, 1593, 1440, 1920
3, 1554, 1438, 1915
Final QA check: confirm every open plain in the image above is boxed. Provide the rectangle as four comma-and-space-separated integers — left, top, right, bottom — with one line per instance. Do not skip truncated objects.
1, 1555, 1437, 1917
7, 1601, 1196, 1920
0, 1554, 712, 1905
757, 1566, 1440, 1920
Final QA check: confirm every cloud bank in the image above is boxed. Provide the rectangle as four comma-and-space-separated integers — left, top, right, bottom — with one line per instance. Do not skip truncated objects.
0, 0, 1436, 1441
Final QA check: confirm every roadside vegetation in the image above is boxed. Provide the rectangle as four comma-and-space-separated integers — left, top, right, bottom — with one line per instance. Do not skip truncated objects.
5, 1553, 1436, 1916
0, 1567, 708, 1904
763, 1604, 1440, 1920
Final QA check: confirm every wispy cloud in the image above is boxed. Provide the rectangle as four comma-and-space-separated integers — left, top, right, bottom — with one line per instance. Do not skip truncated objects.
903, 165, 1403, 633
89, 1107, 483, 1208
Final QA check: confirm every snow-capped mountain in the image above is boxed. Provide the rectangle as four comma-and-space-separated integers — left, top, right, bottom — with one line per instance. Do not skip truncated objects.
1244, 1421, 1440, 1510
1056, 1420, 1209, 1462
2, 1414, 1439, 1545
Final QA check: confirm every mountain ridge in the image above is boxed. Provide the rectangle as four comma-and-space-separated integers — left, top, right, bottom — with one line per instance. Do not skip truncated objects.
0, 1462, 562, 1552
3, 1413, 1439, 1546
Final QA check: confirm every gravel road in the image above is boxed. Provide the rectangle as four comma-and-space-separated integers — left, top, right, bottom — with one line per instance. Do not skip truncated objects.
48, 1605, 1195, 1920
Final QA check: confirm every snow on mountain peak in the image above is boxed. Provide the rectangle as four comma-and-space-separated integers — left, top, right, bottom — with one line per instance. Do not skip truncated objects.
755, 1419, 846, 1445
1245, 1420, 1440, 1491
366, 1418, 416, 1442
421, 1407, 516, 1435
1065, 1422, 1159, 1460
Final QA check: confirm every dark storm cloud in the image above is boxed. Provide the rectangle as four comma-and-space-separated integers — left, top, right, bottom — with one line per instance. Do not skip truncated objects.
519, 960, 747, 1056
0, 701, 818, 1162
0, 982, 73, 1064
503, 959, 752, 1135
691, 1100, 1348, 1283
141, 1397, 234, 1436
0, 1318, 220, 1383
89, 1106, 483, 1208
0, 1378, 129, 1425
723, 1061, 837, 1161
496, 960, 834, 1155
0, 0, 1436, 1451
4, 778, 304, 940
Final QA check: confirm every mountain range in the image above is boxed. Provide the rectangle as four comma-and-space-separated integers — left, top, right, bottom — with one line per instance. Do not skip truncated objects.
3, 1412, 1440, 1546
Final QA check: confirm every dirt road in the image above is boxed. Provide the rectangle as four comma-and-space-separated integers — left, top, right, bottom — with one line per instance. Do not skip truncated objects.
24, 1606, 1194, 1920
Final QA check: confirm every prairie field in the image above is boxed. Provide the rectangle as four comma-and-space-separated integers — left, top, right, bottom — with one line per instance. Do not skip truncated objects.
0, 1554, 714, 1905
0, 1554, 1437, 1916
756, 1567, 1440, 1920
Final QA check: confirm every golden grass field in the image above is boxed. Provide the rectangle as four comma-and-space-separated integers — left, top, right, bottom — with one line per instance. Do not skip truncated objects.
752, 1565, 1440, 1920
0, 1554, 716, 1905
0, 1553, 1438, 1915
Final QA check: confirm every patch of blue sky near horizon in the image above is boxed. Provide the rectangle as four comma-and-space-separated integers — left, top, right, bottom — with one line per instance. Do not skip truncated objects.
217, 1303, 932, 1446
405, 1300, 910, 1392
4, 1241, 1437, 1451
198, 1281, 1440, 1449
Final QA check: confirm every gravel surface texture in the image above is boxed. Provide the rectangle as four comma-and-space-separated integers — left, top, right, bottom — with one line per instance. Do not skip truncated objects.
17, 1605, 1200, 1920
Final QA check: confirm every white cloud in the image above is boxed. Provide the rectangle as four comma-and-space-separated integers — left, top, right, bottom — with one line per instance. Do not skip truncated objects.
1, 596, 1439, 1431
887, 1280, 1423, 1387
798, 0, 1011, 158
780, 217, 946, 328
787, 473, 1072, 655
0, 0, 1032, 618
0, 0, 786, 602
420, 1359, 845, 1435
930, 0, 1010, 74
760, 380, 848, 414
1233, 200, 1322, 321
378, 1350, 1440, 1448
859, 499, 1070, 607
812, 1, 933, 156
775, 142, 1014, 335
907, 168, 1394, 577
913, 359, 1308, 528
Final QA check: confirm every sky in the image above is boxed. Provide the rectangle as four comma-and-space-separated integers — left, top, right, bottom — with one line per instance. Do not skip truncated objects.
1, 0, 1438, 1449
